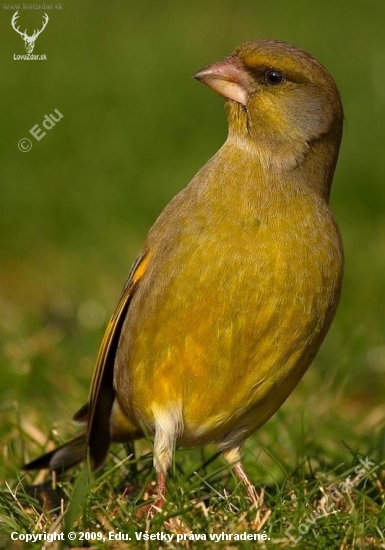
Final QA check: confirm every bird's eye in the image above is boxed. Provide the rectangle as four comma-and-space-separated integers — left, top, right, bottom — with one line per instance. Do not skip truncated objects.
265, 69, 284, 85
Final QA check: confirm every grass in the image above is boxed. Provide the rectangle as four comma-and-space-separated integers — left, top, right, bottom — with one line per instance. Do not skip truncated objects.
2, 1, 385, 548
1, 406, 384, 549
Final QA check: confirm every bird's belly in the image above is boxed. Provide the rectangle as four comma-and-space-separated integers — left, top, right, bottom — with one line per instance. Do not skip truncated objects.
179, 260, 338, 446
114, 217, 342, 447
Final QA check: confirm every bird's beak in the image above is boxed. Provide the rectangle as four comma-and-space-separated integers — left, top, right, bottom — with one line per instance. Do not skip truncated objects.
193, 57, 252, 106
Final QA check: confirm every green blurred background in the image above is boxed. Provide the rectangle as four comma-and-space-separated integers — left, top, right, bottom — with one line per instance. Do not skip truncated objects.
1, 1, 385, 471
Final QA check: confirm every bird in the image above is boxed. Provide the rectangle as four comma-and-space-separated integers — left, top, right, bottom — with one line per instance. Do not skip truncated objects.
23, 39, 344, 514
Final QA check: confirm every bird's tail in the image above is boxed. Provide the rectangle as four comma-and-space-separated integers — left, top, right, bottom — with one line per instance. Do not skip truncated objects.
22, 434, 86, 473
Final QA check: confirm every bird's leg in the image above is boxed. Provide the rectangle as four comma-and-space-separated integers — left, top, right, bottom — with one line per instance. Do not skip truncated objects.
223, 446, 259, 506
146, 471, 167, 519
153, 470, 167, 509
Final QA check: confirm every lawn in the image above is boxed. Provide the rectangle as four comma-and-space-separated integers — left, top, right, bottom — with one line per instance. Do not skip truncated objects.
1, 2, 384, 548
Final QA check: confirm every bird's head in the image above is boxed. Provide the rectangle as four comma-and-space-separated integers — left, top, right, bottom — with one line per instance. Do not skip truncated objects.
194, 40, 343, 178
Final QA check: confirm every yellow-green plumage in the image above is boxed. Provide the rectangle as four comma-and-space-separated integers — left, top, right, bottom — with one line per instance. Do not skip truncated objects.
23, 39, 344, 512
114, 133, 343, 443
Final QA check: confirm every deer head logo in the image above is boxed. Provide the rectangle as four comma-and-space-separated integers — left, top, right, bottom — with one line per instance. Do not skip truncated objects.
11, 11, 49, 54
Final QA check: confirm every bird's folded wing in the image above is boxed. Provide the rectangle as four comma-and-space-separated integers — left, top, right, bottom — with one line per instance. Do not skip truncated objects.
84, 251, 149, 469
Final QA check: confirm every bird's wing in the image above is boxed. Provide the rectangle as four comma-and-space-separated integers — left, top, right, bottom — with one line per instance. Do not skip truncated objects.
84, 251, 150, 469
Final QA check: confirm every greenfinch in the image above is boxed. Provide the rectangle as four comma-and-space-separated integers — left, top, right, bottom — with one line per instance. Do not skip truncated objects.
23, 39, 344, 512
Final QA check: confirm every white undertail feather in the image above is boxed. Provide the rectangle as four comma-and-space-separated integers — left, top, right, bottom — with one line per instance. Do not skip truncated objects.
153, 404, 184, 474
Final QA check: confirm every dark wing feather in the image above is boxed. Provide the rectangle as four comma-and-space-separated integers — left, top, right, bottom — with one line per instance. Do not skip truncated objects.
86, 252, 149, 469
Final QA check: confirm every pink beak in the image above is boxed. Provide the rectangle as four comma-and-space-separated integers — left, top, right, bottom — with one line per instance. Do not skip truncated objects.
194, 57, 252, 106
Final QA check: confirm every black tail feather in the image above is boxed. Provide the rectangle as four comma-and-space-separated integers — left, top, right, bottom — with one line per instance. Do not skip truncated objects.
22, 434, 86, 473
